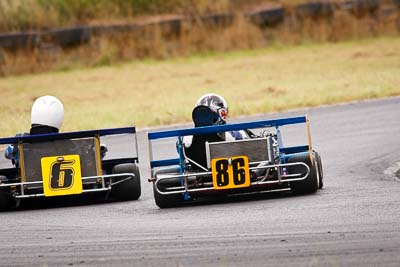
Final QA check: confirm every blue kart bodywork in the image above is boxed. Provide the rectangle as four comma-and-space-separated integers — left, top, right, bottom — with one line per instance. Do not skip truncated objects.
148, 115, 323, 208
0, 127, 141, 210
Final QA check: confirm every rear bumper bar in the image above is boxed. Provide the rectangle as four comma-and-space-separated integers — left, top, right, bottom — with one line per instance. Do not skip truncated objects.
0, 173, 134, 199
153, 162, 309, 195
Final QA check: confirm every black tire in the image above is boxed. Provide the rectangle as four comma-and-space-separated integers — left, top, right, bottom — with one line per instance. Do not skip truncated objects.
315, 151, 324, 189
0, 32, 40, 50
199, 13, 234, 28
0, 190, 14, 211
288, 152, 319, 195
295, 2, 334, 19
153, 183, 183, 208
45, 26, 91, 47
111, 163, 141, 201
245, 6, 285, 27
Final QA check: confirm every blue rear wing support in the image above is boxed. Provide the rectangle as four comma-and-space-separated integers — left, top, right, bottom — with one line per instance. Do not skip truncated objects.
148, 116, 311, 169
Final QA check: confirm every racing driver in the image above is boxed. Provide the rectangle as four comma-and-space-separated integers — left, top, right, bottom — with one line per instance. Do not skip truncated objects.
4, 95, 64, 167
183, 93, 254, 170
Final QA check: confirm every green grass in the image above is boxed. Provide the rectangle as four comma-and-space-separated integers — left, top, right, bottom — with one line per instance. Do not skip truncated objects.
0, 36, 399, 137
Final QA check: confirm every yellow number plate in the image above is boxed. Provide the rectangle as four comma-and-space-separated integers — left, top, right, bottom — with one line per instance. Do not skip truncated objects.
41, 154, 83, 197
211, 156, 250, 190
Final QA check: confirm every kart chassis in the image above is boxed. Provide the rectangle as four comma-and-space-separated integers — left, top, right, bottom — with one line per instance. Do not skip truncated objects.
149, 116, 317, 198
0, 127, 139, 202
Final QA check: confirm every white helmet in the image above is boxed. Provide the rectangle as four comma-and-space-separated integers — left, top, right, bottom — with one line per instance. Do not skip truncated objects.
195, 93, 228, 124
31, 95, 64, 130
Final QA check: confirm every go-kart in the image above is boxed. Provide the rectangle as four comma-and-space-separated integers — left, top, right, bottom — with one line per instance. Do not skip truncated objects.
0, 127, 141, 211
148, 107, 323, 208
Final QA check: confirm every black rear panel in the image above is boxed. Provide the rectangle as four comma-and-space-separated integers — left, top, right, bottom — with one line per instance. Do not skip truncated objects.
207, 138, 270, 168
22, 138, 98, 183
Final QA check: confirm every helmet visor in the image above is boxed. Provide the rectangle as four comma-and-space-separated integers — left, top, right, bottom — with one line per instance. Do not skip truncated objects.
218, 107, 228, 120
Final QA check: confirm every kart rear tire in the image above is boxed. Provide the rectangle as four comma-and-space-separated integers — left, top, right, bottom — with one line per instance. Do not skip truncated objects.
111, 163, 141, 201
153, 184, 183, 208
0, 190, 14, 211
315, 151, 324, 189
288, 152, 319, 195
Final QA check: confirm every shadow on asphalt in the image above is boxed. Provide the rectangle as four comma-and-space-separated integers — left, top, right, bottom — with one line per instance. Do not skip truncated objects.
5, 193, 124, 212
163, 189, 312, 209
3, 189, 321, 212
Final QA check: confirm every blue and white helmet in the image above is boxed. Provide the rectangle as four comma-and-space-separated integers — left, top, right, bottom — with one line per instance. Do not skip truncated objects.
195, 93, 228, 125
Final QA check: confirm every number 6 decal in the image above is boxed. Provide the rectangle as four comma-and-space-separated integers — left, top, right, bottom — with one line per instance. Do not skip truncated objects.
212, 156, 250, 190
50, 159, 75, 190
41, 154, 83, 197
232, 157, 247, 185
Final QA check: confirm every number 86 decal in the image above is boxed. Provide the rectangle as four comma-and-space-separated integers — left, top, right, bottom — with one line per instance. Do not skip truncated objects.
211, 156, 251, 190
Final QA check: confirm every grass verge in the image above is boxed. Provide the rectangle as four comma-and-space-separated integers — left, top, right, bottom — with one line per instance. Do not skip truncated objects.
0, 36, 399, 137
0, 0, 323, 32
1, 1, 398, 76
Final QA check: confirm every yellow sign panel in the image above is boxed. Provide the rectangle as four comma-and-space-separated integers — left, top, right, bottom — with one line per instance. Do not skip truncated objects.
211, 156, 251, 190
41, 154, 83, 197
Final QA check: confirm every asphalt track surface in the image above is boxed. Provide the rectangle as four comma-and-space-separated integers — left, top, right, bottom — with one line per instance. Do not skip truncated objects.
1, 97, 400, 266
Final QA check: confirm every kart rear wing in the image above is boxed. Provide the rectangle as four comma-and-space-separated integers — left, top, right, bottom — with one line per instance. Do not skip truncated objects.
148, 115, 313, 169
0, 127, 136, 145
